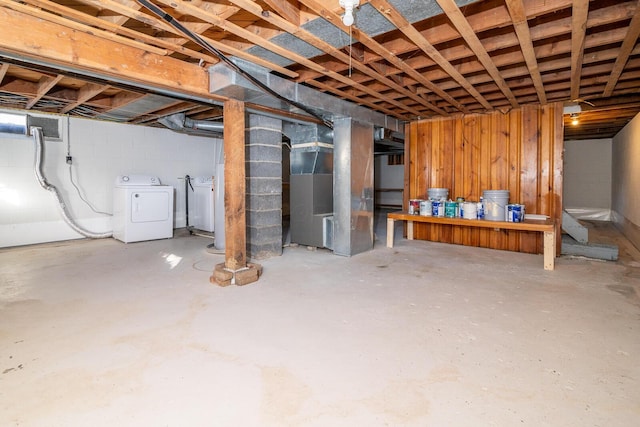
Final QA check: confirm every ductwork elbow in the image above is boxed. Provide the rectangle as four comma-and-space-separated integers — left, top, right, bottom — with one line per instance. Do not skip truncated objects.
159, 113, 224, 136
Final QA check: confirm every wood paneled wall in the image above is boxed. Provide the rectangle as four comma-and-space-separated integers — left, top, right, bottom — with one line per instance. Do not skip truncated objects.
405, 103, 564, 254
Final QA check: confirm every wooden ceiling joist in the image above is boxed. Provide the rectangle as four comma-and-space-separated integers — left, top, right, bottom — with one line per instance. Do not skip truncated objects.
0, 0, 638, 140
570, 0, 589, 101
298, 0, 467, 114
0, 62, 8, 83
368, 0, 492, 110
74, 0, 297, 77
505, 0, 547, 105
436, 0, 519, 109
603, 0, 640, 97
25, 74, 63, 109
226, 0, 446, 117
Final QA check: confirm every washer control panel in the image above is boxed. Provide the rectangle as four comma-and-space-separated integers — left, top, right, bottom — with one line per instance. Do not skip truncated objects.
115, 175, 162, 186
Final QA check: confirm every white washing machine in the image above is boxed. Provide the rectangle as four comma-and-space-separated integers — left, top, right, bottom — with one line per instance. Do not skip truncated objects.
188, 176, 215, 233
113, 175, 174, 243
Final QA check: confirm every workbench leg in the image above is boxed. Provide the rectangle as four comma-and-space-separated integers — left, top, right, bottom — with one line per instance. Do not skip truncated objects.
407, 221, 414, 240
387, 218, 394, 248
544, 230, 555, 271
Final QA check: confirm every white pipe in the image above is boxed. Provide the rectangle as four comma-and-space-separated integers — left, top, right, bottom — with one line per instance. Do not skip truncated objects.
32, 127, 112, 239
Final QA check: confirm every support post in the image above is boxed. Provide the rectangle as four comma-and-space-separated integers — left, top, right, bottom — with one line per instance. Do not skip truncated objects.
211, 99, 261, 286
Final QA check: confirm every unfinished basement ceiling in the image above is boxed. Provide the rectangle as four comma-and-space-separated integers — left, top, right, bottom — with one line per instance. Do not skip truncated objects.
0, 0, 639, 142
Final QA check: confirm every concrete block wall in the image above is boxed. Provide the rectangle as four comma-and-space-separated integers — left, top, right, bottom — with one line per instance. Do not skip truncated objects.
246, 115, 283, 259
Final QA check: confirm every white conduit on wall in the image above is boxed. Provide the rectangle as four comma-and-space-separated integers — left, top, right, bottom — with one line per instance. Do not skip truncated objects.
32, 126, 112, 239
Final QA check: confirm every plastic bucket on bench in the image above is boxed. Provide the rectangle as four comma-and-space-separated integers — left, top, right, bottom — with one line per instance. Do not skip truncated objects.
428, 188, 449, 201
483, 190, 510, 221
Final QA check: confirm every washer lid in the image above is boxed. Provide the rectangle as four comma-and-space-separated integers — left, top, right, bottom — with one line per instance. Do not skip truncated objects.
115, 175, 162, 186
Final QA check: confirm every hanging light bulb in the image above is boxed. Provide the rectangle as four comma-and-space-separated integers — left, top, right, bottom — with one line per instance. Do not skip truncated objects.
339, 0, 359, 26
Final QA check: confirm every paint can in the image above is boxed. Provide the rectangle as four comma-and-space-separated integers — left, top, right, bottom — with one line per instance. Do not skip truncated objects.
409, 199, 421, 215
419, 199, 432, 216
444, 201, 457, 218
507, 204, 525, 222
456, 197, 465, 218
462, 201, 477, 219
432, 200, 444, 217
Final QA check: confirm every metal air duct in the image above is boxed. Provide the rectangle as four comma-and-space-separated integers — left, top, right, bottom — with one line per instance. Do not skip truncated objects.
158, 113, 224, 136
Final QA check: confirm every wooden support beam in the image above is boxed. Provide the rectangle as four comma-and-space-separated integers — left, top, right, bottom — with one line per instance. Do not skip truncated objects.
223, 99, 247, 272
0, 6, 219, 102
0, 0, 168, 57
436, 0, 519, 109
505, 0, 546, 105
368, 0, 493, 110
603, 0, 640, 96
20, 0, 220, 65
570, 0, 589, 100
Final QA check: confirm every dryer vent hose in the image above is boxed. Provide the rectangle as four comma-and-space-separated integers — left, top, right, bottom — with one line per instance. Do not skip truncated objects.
32, 126, 112, 239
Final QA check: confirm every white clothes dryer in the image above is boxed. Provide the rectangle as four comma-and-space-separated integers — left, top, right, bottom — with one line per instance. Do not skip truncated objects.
113, 175, 174, 243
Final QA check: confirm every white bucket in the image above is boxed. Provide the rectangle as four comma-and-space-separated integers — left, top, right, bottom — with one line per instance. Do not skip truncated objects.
462, 201, 477, 219
483, 190, 510, 221
428, 187, 449, 201
419, 199, 432, 216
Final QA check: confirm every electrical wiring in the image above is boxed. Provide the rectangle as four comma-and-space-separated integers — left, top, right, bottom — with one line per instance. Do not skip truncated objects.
67, 166, 111, 216
65, 116, 111, 216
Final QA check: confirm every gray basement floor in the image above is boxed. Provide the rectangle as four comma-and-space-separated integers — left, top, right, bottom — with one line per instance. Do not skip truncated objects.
1, 214, 639, 426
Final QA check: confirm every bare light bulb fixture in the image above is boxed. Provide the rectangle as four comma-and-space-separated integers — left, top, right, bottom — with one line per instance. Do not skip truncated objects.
570, 112, 580, 126
339, 0, 359, 26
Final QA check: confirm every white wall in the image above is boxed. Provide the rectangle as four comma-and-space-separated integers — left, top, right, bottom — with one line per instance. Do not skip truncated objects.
0, 110, 222, 248
612, 113, 640, 250
374, 155, 404, 207
563, 138, 612, 219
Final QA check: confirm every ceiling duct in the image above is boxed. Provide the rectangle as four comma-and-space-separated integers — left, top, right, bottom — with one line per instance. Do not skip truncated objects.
158, 113, 224, 137
209, 59, 403, 133
374, 127, 405, 152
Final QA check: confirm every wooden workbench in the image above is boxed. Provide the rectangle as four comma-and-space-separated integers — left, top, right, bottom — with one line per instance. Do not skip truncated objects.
386, 211, 556, 270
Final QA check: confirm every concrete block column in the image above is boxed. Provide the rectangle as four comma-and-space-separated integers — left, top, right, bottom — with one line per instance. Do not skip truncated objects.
246, 114, 283, 259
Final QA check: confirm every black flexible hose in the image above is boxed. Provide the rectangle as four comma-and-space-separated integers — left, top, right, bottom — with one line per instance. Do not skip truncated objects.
136, 0, 333, 129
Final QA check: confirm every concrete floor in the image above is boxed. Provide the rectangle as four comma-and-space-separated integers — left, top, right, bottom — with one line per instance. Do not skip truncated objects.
1, 216, 639, 426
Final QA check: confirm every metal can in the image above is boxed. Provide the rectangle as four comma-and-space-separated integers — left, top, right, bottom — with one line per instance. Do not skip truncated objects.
456, 197, 465, 217
432, 200, 443, 217
409, 199, 421, 215
445, 201, 457, 218
419, 199, 432, 216
507, 204, 523, 222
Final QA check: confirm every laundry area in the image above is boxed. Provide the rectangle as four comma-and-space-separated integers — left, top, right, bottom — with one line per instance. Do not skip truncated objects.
1, 0, 640, 426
